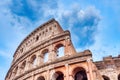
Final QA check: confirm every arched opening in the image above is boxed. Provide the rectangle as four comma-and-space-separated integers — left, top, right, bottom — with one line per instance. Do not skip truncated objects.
42, 49, 49, 62
55, 44, 64, 58
102, 75, 110, 80
52, 71, 64, 80
14, 66, 18, 75
8, 72, 12, 79
73, 67, 88, 80
12, 66, 18, 77
118, 74, 120, 80
37, 76, 45, 80
30, 55, 37, 68
21, 61, 26, 72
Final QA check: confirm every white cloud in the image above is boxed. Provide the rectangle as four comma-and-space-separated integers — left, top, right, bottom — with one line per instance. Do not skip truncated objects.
0, 1, 33, 79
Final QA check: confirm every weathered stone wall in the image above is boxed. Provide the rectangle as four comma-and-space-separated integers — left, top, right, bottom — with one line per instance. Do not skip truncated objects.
95, 55, 120, 80
6, 19, 119, 80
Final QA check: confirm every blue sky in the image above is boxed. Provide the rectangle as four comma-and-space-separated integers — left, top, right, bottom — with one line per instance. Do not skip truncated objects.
0, 0, 120, 80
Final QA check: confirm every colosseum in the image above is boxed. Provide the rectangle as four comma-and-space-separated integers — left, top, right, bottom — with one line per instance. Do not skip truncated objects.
5, 19, 120, 80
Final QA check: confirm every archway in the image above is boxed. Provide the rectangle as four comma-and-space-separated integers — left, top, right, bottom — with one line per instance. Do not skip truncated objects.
55, 44, 64, 58
37, 76, 45, 80
52, 71, 64, 80
102, 75, 110, 80
14, 66, 18, 75
21, 61, 26, 72
42, 49, 49, 62
73, 67, 88, 80
30, 55, 37, 68
12, 66, 18, 77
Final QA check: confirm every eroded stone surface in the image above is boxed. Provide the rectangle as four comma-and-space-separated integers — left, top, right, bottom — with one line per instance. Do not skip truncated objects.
5, 19, 120, 80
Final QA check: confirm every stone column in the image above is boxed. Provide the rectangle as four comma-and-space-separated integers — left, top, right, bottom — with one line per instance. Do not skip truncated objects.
37, 54, 44, 65
87, 58, 94, 80
31, 73, 35, 80
47, 70, 50, 80
69, 75, 74, 80
65, 64, 69, 80
64, 36, 76, 56
86, 71, 91, 80
16, 64, 22, 76
49, 45, 57, 62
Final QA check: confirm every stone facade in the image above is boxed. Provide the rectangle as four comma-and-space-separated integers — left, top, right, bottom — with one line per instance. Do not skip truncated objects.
95, 55, 120, 80
5, 19, 120, 80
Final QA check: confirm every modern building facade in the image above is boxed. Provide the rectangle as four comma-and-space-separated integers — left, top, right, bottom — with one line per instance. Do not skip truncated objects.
5, 19, 120, 80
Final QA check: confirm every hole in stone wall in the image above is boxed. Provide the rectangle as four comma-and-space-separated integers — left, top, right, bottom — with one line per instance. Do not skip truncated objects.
20, 48, 23, 53
36, 35, 39, 41
39, 33, 41, 36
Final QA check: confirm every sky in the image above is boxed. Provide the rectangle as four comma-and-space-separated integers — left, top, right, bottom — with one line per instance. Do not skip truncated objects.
0, 0, 120, 80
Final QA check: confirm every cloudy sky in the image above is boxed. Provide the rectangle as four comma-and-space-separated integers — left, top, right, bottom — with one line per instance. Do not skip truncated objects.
0, 0, 120, 79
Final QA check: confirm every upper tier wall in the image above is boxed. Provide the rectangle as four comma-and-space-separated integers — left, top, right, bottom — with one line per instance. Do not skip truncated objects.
13, 19, 63, 62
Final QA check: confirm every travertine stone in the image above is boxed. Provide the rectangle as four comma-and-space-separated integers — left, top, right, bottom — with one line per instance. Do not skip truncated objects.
5, 19, 120, 80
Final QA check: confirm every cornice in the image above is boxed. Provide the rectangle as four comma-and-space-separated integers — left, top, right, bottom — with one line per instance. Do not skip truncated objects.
13, 18, 57, 57
14, 51, 92, 80
6, 30, 70, 78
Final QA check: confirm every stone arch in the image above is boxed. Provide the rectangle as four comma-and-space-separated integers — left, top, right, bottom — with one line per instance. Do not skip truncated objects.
30, 55, 37, 68
55, 43, 64, 57
37, 76, 45, 80
8, 72, 12, 79
118, 74, 120, 80
12, 66, 18, 77
73, 67, 88, 80
102, 75, 110, 80
52, 71, 64, 80
21, 61, 26, 72
41, 49, 49, 62
14, 66, 18, 75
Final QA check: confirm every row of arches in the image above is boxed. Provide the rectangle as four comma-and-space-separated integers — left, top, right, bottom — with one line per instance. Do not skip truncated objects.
36, 73, 120, 80
37, 67, 88, 80
29, 44, 65, 67
17, 24, 57, 55
10, 43, 65, 79
8, 64, 120, 80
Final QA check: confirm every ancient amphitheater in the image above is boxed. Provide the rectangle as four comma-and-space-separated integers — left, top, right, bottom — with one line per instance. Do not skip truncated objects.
5, 19, 120, 80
